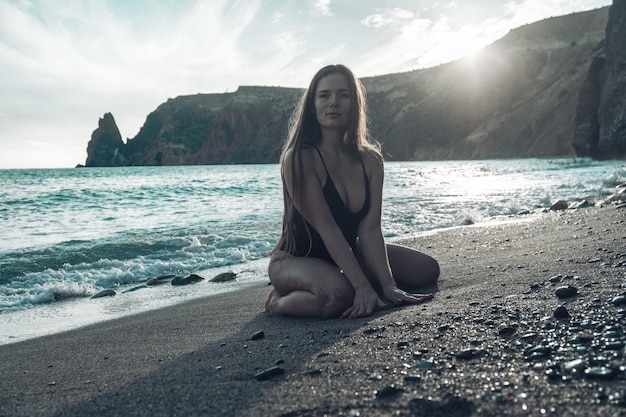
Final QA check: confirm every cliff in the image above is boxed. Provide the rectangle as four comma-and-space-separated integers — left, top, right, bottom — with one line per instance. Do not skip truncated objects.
85, 113, 126, 167
85, 6, 615, 166
573, 0, 626, 159
120, 87, 303, 165
365, 6, 609, 160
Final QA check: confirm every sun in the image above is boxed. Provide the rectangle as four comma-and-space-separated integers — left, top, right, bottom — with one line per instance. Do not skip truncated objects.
415, 31, 490, 69
437, 36, 487, 65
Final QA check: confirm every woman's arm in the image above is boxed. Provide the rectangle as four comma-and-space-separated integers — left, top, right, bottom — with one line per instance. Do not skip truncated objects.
357, 152, 432, 304
355, 152, 395, 287
283, 148, 385, 317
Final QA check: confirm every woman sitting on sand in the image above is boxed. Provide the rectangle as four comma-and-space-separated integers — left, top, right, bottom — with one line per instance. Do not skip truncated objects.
265, 64, 439, 319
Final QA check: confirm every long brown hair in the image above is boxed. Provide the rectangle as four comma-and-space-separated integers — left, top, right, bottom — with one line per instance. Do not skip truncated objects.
271, 64, 381, 255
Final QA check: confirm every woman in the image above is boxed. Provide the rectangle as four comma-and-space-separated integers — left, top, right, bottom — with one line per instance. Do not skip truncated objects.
266, 64, 439, 319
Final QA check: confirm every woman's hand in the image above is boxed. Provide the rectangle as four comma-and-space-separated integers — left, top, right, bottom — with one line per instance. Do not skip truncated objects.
341, 286, 388, 319
382, 285, 433, 306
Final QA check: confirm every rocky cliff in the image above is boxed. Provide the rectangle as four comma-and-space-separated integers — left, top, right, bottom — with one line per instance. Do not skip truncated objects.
573, 0, 626, 159
119, 87, 303, 165
365, 6, 609, 160
85, 6, 614, 166
85, 113, 126, 167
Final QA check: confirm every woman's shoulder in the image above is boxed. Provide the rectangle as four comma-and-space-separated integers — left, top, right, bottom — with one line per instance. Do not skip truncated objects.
283, 145, 318, 165
282, 146, 322, 181
360, 146, 384, 171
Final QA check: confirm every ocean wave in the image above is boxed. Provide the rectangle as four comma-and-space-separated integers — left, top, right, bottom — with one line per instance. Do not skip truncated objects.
1, 160, 624, 314
602, 170, 626, 188
0, 249, 268, 313
0, 227, 277, 312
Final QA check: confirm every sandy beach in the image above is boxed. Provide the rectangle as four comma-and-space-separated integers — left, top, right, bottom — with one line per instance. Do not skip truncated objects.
1, 204, 625, 417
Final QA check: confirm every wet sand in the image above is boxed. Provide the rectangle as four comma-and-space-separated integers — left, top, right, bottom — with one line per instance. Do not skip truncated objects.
1, 205, 625, 417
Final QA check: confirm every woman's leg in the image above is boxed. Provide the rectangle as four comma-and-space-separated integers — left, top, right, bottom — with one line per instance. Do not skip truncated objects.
266, 251, 354, 318
386, 243, 440, 290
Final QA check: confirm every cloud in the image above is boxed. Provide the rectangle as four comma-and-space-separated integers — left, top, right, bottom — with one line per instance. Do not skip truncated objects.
362, 7, 416, 28
355, 0, 610, 74
0, 0, 267, 167
315, 0, 333, 17
0, 0, 612, 168
501, 0, 611, 25
356, 6, 502, 73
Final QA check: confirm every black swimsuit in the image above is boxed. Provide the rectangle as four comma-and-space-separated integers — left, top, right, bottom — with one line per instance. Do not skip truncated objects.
286, 147, 371, 265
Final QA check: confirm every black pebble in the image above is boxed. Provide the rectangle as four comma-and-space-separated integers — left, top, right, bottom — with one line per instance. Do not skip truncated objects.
251, 331, 265, 340
403, 374, 421, 383
553, 305, 571, 319
555, 285, 578, 298
171, 274, 204, 286
456, 348, 477, 360
584, 366, 617, 380
91, 289, 116, 299
303, 369, 322, 377
254, 366, 285, 381
376, 385, 404, 398
209, 272, 237, 282
612, 295, 626, 305
498, 325, 516, 337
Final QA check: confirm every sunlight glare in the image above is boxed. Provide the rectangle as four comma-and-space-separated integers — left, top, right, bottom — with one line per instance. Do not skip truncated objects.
416, 28, 489, 69
439, 36, 486, 64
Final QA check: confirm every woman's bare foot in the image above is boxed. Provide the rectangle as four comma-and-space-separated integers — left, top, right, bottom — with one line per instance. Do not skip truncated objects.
264, 288, 280, 312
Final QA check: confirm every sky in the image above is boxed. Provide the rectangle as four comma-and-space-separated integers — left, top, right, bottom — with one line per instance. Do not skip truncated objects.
0, 0, 612, 169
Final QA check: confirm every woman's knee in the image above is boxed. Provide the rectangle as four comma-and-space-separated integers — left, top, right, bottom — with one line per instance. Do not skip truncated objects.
426, 256, 441, 284
411, 252, 440, 286
388, 244, 440, 287
318, 281, 354, 318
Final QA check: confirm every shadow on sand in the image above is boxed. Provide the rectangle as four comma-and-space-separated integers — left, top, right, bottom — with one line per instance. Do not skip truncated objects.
39, 283, 439, 416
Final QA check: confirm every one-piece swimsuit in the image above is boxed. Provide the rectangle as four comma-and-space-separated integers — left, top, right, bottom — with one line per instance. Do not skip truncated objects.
285, 147, 371, 265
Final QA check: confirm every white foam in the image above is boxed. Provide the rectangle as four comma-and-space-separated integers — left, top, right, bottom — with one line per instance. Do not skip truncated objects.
0, 259, 269, 345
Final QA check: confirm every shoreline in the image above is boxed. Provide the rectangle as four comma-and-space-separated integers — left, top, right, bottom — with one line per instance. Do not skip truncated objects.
0, 212, 539, 347
1, 204, 625, 416
0, 262, 268, 347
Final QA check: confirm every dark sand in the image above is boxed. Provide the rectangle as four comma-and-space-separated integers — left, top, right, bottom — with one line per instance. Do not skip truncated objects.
1, 205, 625, 417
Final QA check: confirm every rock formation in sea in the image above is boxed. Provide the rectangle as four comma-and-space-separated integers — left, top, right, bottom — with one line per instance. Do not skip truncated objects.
85, 7, 613, 167
85, 112, 126, 167
573, 0, 626, 159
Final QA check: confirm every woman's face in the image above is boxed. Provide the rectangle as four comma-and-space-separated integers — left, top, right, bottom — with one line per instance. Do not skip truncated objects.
314, 73, 352, 132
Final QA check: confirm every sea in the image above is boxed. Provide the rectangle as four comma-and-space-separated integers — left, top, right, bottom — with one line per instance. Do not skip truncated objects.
1, 158, 625, 345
